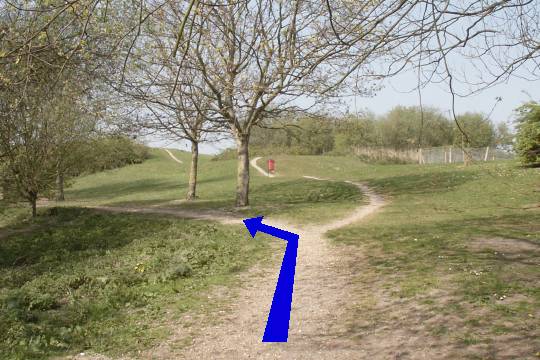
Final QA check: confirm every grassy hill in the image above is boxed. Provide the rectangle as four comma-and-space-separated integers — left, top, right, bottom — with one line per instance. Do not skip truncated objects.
0, 150, 538, 358
262, 155, 540, 354
0, 149, 362, 359
63, 148, 363, 223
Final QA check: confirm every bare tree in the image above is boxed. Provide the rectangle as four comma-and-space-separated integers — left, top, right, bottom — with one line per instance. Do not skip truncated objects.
324, 1, 539, 161
178, 0, 368, 206
0, 2, 98, 215
175, 0, 540, 204
117, 3, 225, 200
3, 0, 539, 205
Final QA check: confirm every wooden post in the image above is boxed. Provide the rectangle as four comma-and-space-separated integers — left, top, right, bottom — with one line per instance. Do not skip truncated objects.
449, 146, 453, 163
484, 146, 490, 161
444, 149, 447, 163
418, 148, 423, 164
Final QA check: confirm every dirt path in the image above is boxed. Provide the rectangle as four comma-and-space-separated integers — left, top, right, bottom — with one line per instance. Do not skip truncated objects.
89, 205, 242, 225
147, 173, 386, 358
251, 156, 276, 178
164, 149, 183, 164
69, 158, 387, 359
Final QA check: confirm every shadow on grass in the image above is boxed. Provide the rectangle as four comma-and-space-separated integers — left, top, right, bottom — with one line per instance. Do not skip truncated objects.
103, 179, 361, 216
0, 205, 268, 359
68, 174, 237, 205
68, 178, 181, 200
251, 178, 361, 205
0, 208, 158, 271
367, 170, 478, 196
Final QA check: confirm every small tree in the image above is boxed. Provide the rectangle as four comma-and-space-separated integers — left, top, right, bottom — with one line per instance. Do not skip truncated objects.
454, 113, 495, 148
0, 6, 96, 215
0, 89, 59, 216
495, 122, 514, 148
50, 91, 97, 201
515, 102, 540, 166
119, 7, 221, 201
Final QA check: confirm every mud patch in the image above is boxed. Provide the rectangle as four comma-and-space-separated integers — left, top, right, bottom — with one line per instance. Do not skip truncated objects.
469, 237, 540, 265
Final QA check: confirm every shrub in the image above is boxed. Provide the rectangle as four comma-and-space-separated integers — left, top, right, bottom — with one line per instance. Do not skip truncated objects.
515, 102, 540, 166
81, 136, 150, 174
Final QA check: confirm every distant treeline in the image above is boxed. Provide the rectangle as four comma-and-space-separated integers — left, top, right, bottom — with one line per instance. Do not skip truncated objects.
248, 106, 513, 156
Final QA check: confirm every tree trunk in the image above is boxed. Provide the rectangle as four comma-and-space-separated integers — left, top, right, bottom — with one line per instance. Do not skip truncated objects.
186, 140, 199, 201
235, 134, 250, 207
30, 193, 37, 218
56, 172, 65, 201
462, 135, 471, 166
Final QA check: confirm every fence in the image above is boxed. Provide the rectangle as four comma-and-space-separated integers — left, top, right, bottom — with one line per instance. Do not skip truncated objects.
352, 146, 515, 164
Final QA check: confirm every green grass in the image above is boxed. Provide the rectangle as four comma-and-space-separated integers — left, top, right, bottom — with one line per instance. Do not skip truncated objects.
0, 150, 362, 359
0, 204, 28, 229
278, 156, 540, 351
2, 149, 538, 358
0, 207, 269, 359
61, 149, 362, 224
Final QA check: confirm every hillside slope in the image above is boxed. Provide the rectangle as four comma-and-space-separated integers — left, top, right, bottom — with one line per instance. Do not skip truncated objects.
1, 152, 538, 359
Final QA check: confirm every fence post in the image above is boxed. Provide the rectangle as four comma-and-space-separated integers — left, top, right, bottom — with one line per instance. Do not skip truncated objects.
449, 146, 453, 163
484, 146, 490, 161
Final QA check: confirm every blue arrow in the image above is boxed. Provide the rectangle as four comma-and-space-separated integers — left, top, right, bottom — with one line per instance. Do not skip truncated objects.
243, 216, 299, 343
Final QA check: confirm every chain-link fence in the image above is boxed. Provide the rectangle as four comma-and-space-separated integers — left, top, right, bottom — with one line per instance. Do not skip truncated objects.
352, 146, 515, 164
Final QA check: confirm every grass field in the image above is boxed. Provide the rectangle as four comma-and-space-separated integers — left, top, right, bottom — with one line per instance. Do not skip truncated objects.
1, 150, 538, 358
0, 149, 361, 359
263, 155, 540, 356
0, 208, 270, 359
61, 149, 363, 224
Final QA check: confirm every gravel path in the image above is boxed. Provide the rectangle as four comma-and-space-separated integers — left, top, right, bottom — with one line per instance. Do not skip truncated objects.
166, 175, 386, 359
250, 156, 276, 177
67, 159, 386, 360
164, 149, 183, 164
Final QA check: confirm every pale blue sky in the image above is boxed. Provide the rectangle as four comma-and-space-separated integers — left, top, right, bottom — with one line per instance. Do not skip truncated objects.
348, 71, 538, 126
148, 70, 538, 155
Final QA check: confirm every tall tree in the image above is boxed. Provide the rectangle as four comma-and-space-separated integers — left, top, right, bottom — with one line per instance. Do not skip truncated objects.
0, 2, 98, 215
181, 0, 361, 206
118, 4, 222, 200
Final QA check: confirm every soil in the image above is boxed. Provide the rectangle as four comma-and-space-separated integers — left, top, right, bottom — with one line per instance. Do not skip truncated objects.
141, 176, 388, 359
164, 149, 184, 164
62, 158, 539, 359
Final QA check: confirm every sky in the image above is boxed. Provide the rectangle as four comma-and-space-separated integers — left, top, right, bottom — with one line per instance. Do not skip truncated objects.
148, 70, 539, 155
347, 71, 538, 126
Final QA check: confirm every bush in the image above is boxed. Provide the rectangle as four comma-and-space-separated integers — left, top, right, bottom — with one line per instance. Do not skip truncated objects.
515, 102, 540, 166
79, 136, 150, 174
